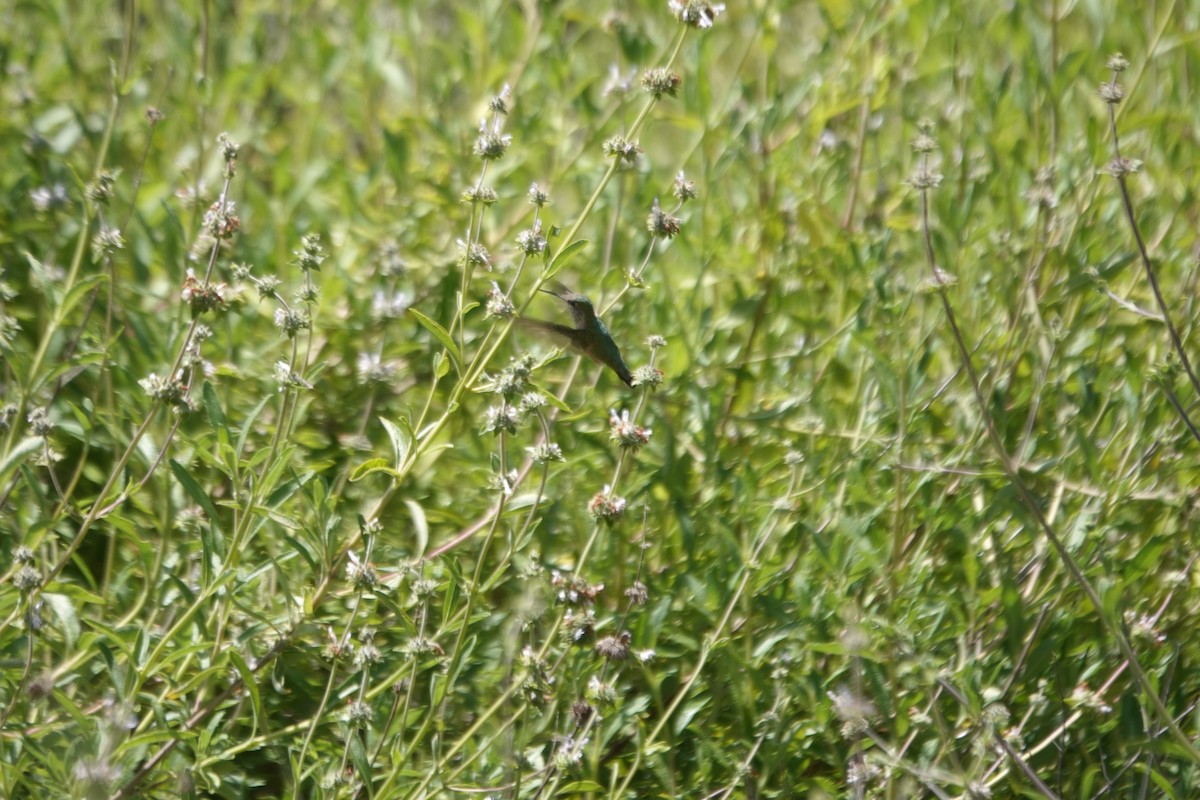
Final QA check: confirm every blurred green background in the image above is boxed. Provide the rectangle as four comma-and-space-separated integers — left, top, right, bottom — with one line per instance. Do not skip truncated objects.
3, 0, 1200, 797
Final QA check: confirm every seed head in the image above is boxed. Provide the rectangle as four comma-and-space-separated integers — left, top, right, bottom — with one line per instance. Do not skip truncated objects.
528, 183, 549, 206
596, 631, 632, 662
609, 408, 652, 450
294, 233, 326, 271
482, 404, 521, 435
589, 487, 627, 524
485, 282, 515, 319
92, 226, 124, 260
1098, 80, 1123, 105
646, 198, 682, 238
516, 224, 547, 256
273, 307, 311, 338
672, 171, 698, 202
641, 67, 682, 99
631, 365, 664, 389
462, 183, 498, 205
474, 118, 512, 161
669, 0, 726, 29
1107, 53, 1130, 73
603, 136, 643, 170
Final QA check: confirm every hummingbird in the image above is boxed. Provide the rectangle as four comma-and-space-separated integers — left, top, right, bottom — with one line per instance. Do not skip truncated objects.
516, 280, 634, 387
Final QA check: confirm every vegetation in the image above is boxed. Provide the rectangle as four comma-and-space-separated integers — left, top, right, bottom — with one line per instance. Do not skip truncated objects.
3, 1, 1200, 797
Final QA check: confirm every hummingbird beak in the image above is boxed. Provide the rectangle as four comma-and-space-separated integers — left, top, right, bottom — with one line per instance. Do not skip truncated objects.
540, 279, 572, 299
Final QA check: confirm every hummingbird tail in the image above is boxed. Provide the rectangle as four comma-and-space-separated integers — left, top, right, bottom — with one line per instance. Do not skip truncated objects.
615, 362, 634, 387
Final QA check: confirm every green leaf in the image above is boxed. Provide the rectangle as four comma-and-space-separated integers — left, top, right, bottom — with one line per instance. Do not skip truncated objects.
170, 458, 220, 525
349, 457, 397, 482
42, 592, 80, 648
409, 307, 463, 375
381, 416, 413, 469
529, 383, 573, 414
405, 498, 428, 557
227, 650, 263, 736
203, 381, 228, 431
559, 782, 604, 793
347, 729, 372, 787
58, 271, 109, 320
545, 238, 589, 280
0, 437, 41, 489
433, 350, 450, 378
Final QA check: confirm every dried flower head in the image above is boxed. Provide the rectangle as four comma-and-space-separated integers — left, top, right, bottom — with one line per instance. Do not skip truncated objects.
139, 372, 190, 407
375, 240, 407, 277
907, 164, 943, 191
528, 182, 549, 206
26, 407, 54, 437
631, 365, 664, 389
457, 239, 492, 271
625, 580, 649, 606
462, 183, 498, 205
518, 392, 547, 415
488, 84, 511, 115
529, 442, 564, 463
496, 355, 536, 398
345, 700, 373, 729
516, 224, 547, 256
912, 132, 938, 154
14, 564, 41, 592
596, 631, 632, 662
1103, 156, 1142, 178
86, 170, 118, 206
609, 408, 652, 450
588, 487, 627, 524
92, 226, 124, 260
217, 132, 240, 164
181, 270, 228, 315
486, 282, 515, 319
252, 274, 281, 300
294, 233, 326, 271
482, 404, 520, 435
603, 135, 643, 170
669, 0, 726, 29
646, 198, 682, 238
274, 361, 314, 391
672, 171, 698, 202
552, 571, 604, 606
273, 307, 311, 338
1098, 80, 1123, 105
642, 67, 682, 98
474, 117, 512, 161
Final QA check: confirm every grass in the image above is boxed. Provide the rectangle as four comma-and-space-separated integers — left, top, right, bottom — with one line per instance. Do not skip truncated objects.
3, 0, 1200, 798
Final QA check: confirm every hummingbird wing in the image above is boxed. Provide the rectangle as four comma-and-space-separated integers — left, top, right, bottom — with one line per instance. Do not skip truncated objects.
515, 316, 577, 347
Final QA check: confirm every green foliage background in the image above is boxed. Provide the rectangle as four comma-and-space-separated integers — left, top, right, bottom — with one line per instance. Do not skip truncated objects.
3, 0, 1200, 797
